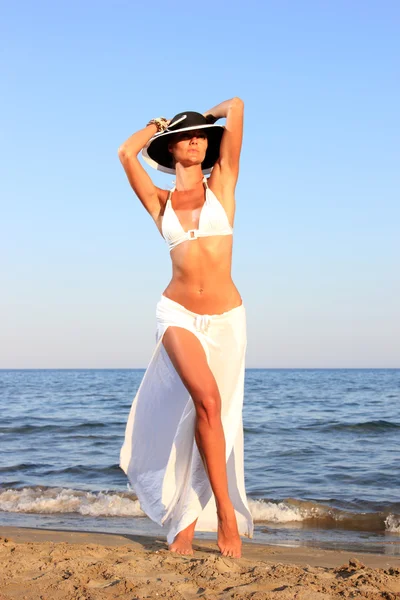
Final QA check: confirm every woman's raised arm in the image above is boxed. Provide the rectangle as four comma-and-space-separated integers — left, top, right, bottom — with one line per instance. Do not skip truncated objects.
203, 97, 244, 186
118, 123, 167, 220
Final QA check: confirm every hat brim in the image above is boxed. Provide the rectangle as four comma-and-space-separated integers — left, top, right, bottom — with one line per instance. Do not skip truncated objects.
142, 124, 224, 175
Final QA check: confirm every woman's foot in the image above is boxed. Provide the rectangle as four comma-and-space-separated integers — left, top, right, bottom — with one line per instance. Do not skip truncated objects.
217, 505, 242, 558
168, 519, 197, 555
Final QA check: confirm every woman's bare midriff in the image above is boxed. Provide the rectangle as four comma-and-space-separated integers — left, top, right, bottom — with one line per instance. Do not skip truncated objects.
162, 235, 242, 315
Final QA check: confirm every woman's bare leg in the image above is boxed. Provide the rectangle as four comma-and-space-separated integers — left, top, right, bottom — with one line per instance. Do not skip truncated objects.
162, 326, 242, 558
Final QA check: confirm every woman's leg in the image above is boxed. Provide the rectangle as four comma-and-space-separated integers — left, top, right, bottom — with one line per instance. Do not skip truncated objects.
162, 326, 242, 558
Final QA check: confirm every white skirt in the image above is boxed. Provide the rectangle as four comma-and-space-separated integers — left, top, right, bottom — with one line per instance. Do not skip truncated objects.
119, 294, 254, 544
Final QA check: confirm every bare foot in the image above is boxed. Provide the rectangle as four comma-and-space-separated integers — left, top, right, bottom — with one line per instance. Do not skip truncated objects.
217, 506, 242, 558
168, 519, 197, 556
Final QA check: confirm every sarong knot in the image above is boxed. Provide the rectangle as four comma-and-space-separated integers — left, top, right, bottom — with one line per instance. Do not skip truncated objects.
194, 314, 211, 334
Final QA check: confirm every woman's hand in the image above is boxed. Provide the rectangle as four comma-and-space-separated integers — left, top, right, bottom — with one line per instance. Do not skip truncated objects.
204, 114, 218, 124
203, 99, 238, 121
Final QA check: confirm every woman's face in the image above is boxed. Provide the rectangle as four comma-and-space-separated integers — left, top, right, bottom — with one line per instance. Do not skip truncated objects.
168, 130, 208, 167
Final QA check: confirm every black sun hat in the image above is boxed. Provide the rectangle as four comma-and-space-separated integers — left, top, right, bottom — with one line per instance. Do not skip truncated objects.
142, 111, 224, 175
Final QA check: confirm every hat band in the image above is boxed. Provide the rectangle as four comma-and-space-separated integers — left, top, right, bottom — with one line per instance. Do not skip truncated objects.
167, 115, 188, 130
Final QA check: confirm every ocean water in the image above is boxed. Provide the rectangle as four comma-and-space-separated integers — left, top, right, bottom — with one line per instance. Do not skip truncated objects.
0, 368, 399, 555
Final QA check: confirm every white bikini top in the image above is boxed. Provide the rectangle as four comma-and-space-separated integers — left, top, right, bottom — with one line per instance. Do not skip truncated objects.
162, 177, 233, 251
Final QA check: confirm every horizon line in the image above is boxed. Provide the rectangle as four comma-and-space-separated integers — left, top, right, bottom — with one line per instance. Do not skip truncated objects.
0, 367, 398, 371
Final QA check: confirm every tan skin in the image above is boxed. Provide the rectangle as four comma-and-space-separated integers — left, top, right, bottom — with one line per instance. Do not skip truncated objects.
118, 98, 245, 558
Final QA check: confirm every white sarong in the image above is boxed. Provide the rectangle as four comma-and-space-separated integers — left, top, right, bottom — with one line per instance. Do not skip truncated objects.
120, 294, 254, 544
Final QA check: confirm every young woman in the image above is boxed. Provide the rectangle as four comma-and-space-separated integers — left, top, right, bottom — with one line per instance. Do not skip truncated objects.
118, 98, 253, 559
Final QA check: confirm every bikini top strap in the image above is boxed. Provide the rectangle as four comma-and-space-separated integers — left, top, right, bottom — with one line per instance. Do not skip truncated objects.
167, 182, 176, 202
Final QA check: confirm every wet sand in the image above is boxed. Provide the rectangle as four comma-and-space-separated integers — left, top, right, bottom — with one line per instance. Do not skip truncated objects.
1, 526, 399, 599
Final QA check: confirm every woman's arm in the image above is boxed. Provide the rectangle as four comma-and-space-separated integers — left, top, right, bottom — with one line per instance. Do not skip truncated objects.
203, 97, 244, 185
118, 123, 166, 220
203, 98, 240, 121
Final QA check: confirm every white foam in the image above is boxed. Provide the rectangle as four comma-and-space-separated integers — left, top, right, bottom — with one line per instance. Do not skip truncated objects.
0, 489, 318, 523
0, 487, 145, 518
385, 514, 400, 533
248, 499, 304, 522
3, 488, 393, 530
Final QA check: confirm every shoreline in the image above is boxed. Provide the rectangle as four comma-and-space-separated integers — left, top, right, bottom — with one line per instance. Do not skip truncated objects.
1, 524, 399, 567
1, 525, 399, 599
1, 525, 399, 568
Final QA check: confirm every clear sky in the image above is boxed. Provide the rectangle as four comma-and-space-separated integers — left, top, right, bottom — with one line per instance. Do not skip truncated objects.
1, 1, 399, 368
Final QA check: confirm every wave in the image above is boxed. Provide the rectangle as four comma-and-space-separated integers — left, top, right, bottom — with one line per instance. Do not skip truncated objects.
0, 486, 144, 518
248, 499, 304, 522
249, 498, 400, 533
1, 487, 399, 533
300, 420, 400, 433
0, 463, 122, 475
0, 422, 111, 434
329, 420, 400, 432
385, 514, 400, 533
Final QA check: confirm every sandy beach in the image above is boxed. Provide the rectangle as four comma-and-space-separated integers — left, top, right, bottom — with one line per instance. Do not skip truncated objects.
1, 526, 399, 599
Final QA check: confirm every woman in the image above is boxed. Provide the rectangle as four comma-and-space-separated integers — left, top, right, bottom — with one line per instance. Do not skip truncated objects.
118, 98, 253, 559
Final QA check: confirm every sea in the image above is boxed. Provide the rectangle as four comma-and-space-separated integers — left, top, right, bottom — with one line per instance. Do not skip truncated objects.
1, 368, 399, 556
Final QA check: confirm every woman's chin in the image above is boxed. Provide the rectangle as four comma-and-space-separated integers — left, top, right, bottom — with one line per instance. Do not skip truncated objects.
179, 157, 203, 169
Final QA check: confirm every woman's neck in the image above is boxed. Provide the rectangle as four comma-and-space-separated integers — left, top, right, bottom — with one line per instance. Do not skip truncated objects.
174, 165, 204, 191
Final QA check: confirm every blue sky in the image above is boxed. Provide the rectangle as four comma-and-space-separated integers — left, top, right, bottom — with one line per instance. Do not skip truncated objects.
1, 1, 399, 368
